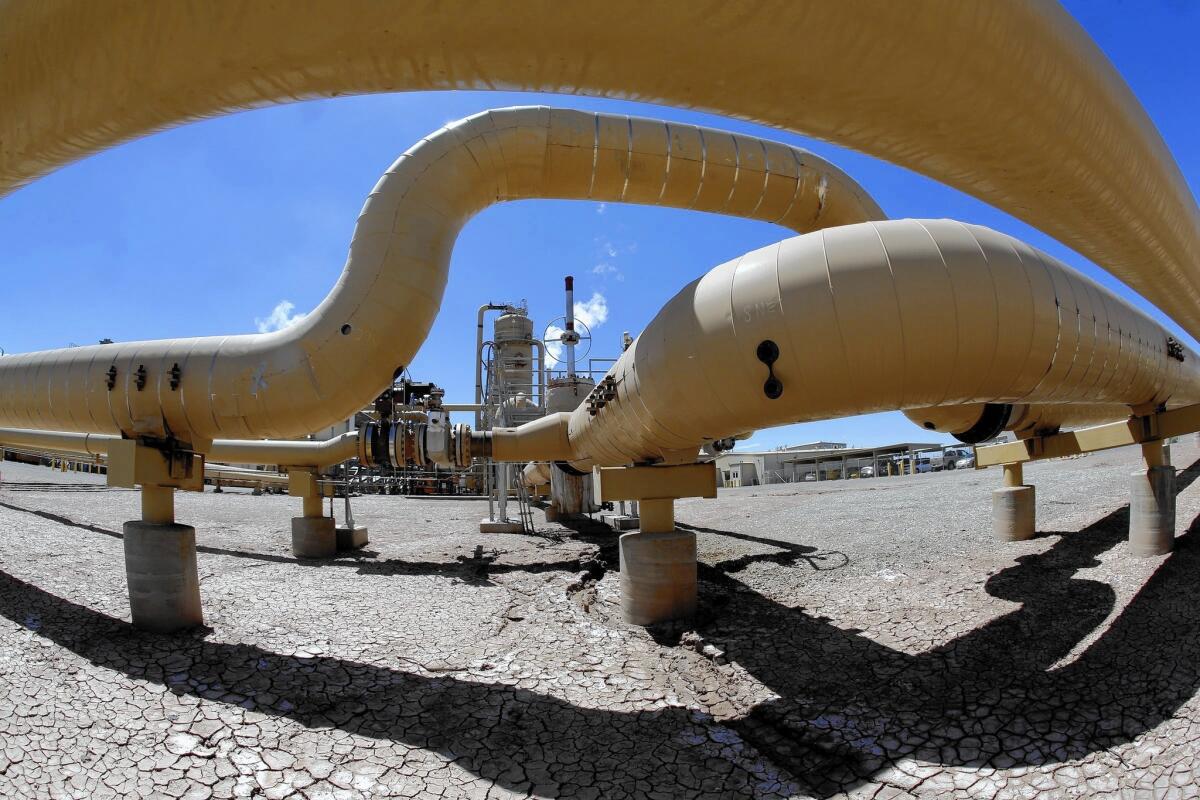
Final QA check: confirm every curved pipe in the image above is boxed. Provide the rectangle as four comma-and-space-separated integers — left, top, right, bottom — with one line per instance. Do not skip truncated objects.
474, 304, 510, 428
553, 220, 1200, 469
2, 4, 1198, 338
0, 107, 882, 448
521, 462, 552, 489
0, 427, 358, 469
206, 432, 359, 467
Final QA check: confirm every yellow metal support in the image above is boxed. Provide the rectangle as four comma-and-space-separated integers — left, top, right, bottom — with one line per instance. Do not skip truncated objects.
975, 403, 1200, 469
593, 462, 717, 502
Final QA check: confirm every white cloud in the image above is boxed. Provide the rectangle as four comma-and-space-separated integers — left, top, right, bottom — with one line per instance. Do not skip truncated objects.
255, 300, 308, 333
596, 202, 607, 215
592, 262, 623, 282
603, 240, 618, 258
545, 292, 609, 362
574, 291, 609, 328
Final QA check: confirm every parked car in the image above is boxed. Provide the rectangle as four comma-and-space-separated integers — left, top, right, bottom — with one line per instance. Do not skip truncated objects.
859, 465, 874, 478
915, 458, 934, 474
955, 454, 976, 469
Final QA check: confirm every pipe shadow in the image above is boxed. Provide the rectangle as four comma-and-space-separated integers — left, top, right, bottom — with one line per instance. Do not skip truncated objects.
676, 521, 851, 574
1, 459, 1199, 796
0, 570, 748, 797
701, 458, 1200, 795
0, 499, 587, 583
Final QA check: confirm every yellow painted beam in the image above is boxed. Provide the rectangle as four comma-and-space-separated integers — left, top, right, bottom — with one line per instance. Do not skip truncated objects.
975, 404, 1200, 468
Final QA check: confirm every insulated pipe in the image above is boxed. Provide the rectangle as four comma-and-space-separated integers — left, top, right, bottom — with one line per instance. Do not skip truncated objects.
552, 220, 1200, 470
206, 432, 359, 467
2, 4, 1199, 340
0, 107, 882, 448
521, 461, 553, 489
0, 427, 359, 469
0, 427, 111, 458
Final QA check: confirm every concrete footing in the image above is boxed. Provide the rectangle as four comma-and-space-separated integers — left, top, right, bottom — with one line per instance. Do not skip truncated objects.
291, 516, 336, 559
1129, 465, 1176, 557
123, 521, 203, 633
601, 513, 640, 531
619, 530, 697, 625
992, 485, 1036, 542
480, 518, 524, 533
336, 525, 369, 550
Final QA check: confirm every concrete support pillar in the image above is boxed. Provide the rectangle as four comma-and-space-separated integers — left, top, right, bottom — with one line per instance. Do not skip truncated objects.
993, 462, 1035, 542
1129, 440, 1176, 557
124, 484, 202, 633
619, 498, 697, 625
291, 470, 336, 558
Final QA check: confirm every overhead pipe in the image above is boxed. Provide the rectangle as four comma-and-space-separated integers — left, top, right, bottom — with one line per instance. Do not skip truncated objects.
2, 4, 1198, 341
0, 107, 883, 448
486, 220, 1200, 470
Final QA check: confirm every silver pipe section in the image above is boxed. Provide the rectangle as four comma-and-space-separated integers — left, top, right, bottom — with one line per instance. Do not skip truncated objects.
0, 107, 881, 449
564, 275, 577, 378
474, 303, 510, 428
530, 339, 547, 409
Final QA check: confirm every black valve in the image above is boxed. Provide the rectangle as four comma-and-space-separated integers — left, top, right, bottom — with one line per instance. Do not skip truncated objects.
134, 364, 147, 391
756, 339, 783, 400
105, 365, 117, 391
168, 363, 182, 391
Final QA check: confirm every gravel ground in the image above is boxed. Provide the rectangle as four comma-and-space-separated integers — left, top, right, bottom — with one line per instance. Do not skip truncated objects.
1, 440, 1199, 799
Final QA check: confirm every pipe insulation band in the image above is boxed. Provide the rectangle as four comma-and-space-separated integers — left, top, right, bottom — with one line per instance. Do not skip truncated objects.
0, 107, 882, 445
562, 219, 1200, 471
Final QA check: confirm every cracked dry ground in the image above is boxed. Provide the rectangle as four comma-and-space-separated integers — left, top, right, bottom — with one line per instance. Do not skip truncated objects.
3, 443, 1200, 799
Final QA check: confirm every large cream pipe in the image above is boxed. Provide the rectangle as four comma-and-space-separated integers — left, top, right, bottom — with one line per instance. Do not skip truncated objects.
536, 220, 1200, 469
0, 107, 882, 448
2, 3, 1198, 340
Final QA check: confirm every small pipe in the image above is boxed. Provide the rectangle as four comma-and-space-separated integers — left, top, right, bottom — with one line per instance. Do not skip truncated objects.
1142, 439, 1167, 469
476, 304, 510, 428
141, 485, 174, 524
1003, 463, 1024, 487
302, 494, 323, 518
529, 339, 547, 409
565, 276, 576, 378
0, 427, 358, 469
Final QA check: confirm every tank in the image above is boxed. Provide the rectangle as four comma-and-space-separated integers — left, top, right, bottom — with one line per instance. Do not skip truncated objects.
493, 311, 534, 399
546, 376, 595, 414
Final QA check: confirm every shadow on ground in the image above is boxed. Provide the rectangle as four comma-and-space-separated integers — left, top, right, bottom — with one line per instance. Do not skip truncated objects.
0, 461, 1198, 796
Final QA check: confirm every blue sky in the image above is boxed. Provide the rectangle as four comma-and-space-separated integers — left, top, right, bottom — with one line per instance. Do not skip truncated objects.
1, 2, 1197, 451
